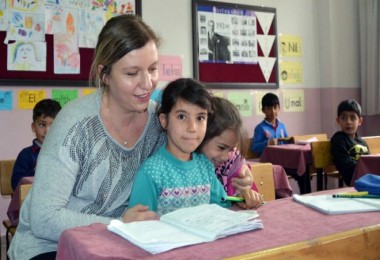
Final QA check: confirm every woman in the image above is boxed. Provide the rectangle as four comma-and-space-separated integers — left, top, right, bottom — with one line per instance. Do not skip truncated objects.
8, 15, 254, 260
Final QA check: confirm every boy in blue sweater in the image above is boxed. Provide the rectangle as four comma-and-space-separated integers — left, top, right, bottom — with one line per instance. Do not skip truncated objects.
251, 93, 292, 156
11, 99, 61, 190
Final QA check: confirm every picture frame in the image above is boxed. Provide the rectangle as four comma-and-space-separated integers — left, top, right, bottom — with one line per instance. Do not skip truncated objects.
0, 0, 142, 86
192, 0, 279, 89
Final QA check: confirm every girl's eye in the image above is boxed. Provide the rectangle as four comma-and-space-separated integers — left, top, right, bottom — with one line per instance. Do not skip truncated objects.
217, 146, 225, 151
197, 116, 206, 121
177, 114, 186, 120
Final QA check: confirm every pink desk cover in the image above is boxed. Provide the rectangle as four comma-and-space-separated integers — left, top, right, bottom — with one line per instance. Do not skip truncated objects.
351, 155, 380, 186
260, 144, 312, 176
248, 161, 293, 198
7, 176, 34, 226
56, 187, 380, 260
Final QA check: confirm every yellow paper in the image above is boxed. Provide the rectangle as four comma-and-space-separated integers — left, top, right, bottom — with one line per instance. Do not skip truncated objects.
18, 90, 46, 109
280, 35, 302, 57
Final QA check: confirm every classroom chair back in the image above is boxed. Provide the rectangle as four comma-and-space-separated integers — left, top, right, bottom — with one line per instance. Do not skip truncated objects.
0, 159, 16, 196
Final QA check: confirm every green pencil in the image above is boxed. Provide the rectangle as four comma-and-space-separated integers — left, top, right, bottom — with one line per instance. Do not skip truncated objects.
332, 194, 380, 199
222, 196, 245, 202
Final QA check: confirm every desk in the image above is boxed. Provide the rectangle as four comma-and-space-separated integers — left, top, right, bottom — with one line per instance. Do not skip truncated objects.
351, 155, 380, 186
56, 188, 380, 260
7, 176, 34, 226
260, 144, 312, 194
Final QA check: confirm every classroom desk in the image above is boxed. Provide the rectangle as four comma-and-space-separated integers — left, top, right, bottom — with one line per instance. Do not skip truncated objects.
7, 176, 34, 226
351, 155, 380, 186
259, 144, 312, 194
56, 188, 380, 260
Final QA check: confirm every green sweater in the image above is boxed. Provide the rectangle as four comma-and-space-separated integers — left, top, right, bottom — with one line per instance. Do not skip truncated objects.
129, 145, 230, 216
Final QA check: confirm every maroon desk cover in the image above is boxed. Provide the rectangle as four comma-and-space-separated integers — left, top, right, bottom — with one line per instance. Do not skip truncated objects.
260, 144, 312, 176
351, 155, 380, 186
56, 188, 380, 260
6, 176, 34, 226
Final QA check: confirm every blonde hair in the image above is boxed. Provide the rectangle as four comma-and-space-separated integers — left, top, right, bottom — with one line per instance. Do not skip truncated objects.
89, 15, 160, 89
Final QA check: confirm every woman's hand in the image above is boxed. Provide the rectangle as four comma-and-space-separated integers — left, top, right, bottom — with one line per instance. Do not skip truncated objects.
122, 205, 158, 223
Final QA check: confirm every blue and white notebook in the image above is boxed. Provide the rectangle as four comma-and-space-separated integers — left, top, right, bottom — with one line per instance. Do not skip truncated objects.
293, 194, 380, 214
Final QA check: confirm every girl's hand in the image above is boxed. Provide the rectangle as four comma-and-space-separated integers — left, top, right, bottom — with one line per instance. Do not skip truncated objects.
122, 205, 158, 223
236, 190, 263, 209
231, 164, 259, 208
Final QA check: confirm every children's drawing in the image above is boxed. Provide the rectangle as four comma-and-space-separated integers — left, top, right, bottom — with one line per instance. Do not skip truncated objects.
7, 0, 44, 13
0, 1, 6, 30
7, 41, 47, 71
91, 0, 136, 15
54, 33, 80, 74
45, 6, 79, 34
79, 9, 105, 48
65, 0, 91, 9
6, 11, 45, 42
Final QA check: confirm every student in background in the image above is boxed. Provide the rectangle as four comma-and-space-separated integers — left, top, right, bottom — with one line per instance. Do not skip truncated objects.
251, 93, 292, 156
198, 97, 263, 209
128, 78, 231, 216
11, 99, 61, 191
331, 99, 369, 186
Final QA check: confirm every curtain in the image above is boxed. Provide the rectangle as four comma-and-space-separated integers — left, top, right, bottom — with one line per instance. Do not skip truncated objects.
359, 0, 380, 115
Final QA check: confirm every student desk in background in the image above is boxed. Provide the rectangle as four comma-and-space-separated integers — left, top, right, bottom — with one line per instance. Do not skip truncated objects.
351, 155, 380, 186
7, 176, 34, 226
56, 188, 380, 260
259, 144, 312, 194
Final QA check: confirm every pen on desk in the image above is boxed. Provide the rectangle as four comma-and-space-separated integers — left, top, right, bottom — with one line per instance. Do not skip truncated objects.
221, 196, 245, 202
332, 194, 380, 199
339, 191, 368, 196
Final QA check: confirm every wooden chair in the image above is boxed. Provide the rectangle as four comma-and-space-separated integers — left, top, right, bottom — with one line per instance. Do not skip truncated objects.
245, 138, 260, 159
3, 183, 32, 259
310, 140, 343, 190
363, 136, 380, 155
250, 163, 275, 202
0, 159, 16, 260
0, 160, 16, 196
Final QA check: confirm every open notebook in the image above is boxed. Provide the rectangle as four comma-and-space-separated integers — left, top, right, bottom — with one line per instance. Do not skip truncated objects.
107, 204, 263, 254
293, 194, 380, 214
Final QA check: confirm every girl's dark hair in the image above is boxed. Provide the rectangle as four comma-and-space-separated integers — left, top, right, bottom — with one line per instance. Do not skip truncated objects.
198, 97, 247, 155
90, 15, 160, 89
33, 99, 62, 121
158, 78, 213, 127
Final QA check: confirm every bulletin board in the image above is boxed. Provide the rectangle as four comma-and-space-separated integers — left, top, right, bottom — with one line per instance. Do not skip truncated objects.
192, 0, 278, 89
0, 1, 141, 87
0, 32, 94, 86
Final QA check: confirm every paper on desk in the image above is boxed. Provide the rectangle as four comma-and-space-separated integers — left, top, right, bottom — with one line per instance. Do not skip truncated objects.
107, 204, 263, 254
295, 137, 319, 145
293, 194, 380, 214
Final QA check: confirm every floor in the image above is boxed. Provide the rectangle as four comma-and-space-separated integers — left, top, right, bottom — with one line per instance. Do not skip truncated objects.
1, 237, 6, 259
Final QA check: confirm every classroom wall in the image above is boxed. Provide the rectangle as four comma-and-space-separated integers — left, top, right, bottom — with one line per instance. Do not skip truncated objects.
1, 0, 378, 236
